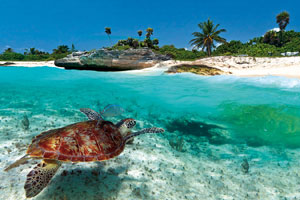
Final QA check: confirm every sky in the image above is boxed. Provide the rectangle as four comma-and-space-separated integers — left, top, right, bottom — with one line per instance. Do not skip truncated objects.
0, 0, 299, 53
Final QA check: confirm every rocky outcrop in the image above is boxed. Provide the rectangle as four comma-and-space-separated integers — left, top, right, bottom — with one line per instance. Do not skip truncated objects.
166, 64, 230, 76
0, 62, 15, 66
55, 48, 171, 71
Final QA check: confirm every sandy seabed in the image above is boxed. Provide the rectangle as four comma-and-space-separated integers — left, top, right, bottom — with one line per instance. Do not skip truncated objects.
1, 114, 300, 200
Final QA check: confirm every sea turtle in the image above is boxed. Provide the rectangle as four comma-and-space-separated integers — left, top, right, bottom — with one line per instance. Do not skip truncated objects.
4, 108, 164, 198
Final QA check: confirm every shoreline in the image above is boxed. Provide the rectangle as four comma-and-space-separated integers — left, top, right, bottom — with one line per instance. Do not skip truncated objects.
0, 61, 56, 68
158, 56, 300, 79
1, 56, 300, 79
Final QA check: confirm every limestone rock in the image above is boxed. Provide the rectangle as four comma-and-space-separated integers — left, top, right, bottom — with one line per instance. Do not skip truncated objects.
166, 64, 229, 76
55, 48, 170, 71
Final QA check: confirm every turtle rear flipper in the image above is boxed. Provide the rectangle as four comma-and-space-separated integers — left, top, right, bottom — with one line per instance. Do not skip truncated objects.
24, 159, 61, 198
4, 155, 30, 172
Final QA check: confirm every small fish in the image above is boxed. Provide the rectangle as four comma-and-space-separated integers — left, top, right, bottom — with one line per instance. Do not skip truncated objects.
101, 104, 124, 117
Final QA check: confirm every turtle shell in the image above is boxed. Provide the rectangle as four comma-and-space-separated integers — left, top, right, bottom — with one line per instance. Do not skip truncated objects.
26, 120, 125, 162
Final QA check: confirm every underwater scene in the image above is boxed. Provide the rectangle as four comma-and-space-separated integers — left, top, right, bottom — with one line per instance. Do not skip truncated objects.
1, 66, 300, 200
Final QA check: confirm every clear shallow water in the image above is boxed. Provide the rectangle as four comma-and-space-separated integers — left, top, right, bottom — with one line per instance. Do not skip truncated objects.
1, 67, 300, 199
1, 67, 300, 148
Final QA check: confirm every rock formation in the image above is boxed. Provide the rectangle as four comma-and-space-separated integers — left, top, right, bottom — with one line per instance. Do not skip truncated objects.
55, 48, 170, 71
166, 64, 229, 76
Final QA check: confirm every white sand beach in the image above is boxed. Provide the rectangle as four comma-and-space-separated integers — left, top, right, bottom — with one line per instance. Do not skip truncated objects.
157, 56, 300, 79
2, 57, 300, 79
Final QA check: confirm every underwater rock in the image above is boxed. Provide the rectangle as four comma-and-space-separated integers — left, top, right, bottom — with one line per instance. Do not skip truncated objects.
165, 118, 229, 145
21, 114, 30, 130
166, 64, 229, 76
55, 48, 171, 71
0, 62, 15, 66
241, 159, 249, 173
169, 137, 185, 152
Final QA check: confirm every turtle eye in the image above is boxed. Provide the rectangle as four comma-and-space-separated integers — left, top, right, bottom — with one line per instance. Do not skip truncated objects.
126, 119, 136, 128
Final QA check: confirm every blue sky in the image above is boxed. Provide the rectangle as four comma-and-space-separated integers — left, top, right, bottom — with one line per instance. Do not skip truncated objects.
0, 0, 299, 53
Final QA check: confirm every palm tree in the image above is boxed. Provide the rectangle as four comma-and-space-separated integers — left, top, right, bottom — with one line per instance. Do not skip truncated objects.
53, 45, 69, 54
146, 28, 153, 39
105, 27, 112, 46
189, 19, 226, 56
137, 30, 143, 48
137, 30, 143, 39
276, 11, 290, 31
30, 48, 36, 55
276, 11, 290, 46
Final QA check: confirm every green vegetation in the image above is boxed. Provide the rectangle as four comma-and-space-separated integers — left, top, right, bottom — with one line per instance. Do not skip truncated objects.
214, 29, 300, 57
109, 27, 206, 60
145, 28, 153, 39
276, 11, 290, 31
214, 11, 300, 57
157, 45, 206, 60
0, 45, 73, 61
110, 27, 159, 50
190, 19, 226, 56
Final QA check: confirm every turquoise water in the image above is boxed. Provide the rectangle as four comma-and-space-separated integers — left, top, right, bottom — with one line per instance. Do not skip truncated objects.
1, 66, 300, 199
1, 67, 300, 147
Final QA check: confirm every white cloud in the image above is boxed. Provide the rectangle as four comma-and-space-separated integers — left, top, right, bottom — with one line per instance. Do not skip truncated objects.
270, 28, 280, 32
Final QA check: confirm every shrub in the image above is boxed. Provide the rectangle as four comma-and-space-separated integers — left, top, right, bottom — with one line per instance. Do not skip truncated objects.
238, 43, 279, 57
158, 45, 206, 60
0, 52, 25, 61
213, 40, 244, 55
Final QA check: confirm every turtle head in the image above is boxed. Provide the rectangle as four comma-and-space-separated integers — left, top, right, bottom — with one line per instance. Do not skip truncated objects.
116, 118, 136, 136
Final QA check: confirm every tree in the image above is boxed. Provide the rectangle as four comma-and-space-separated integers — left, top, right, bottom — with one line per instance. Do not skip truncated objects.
132, 39, 139, 49
71, 44, 76, 52
137, 30, 143, 38
153, 38, 159, 45
105, 27, 112, 46
52, 45, 69, 54
189, 19, 226, 56
4, 48, 13, 53
263, 31, 280, 46
276, 11, 290, 31
137, 30, 143, 48
214, 40, 244, 55
30, 48, 36, 55
144, 38, 153, 48
276, 11, 290, 46
146, 28, 153, 39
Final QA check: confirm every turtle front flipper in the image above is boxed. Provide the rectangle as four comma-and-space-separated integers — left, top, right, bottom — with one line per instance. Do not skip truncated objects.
123, 127, 165, 143
24, 159, 61, 198
80, 108, 103, 121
